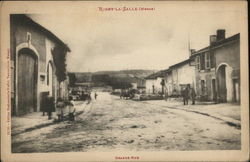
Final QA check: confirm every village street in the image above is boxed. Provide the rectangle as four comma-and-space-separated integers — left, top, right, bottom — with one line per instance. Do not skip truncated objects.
12, 92, 241, 153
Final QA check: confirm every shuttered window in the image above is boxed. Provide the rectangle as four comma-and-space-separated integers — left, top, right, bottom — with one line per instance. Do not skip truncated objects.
205, 52, 211, 69
210, 51, 215, 68
196, 56, 200, 70
200, 53, 205, 70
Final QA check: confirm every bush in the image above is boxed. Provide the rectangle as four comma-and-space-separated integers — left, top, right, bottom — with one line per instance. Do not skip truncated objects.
137, 94, 164, 101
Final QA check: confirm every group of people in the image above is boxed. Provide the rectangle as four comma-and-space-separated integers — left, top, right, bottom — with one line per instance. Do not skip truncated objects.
182, 86, 196, 105
43, 95, 76, 121
43, 92, 98, 121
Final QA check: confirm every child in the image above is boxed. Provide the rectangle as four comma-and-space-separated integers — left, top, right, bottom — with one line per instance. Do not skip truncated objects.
56, 98, 65, 121
68, 96, 76, 121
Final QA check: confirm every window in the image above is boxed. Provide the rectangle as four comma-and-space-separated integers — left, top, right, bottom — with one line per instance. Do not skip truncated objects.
210, 51, 215, 68
201, 80, 205, 94
47, 65, 50, 85
205, 52, 211, 69
200, 53, 205, 70
40, 75, 45, 84
196, 56, 200, 70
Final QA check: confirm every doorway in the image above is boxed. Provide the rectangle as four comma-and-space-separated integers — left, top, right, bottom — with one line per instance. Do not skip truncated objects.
17, 48, 38, 115
212, 79, 216, 101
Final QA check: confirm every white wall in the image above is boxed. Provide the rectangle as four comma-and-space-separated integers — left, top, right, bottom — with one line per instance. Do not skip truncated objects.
225, 65, 233, 102
165, 75, 173, 95
131, 83, 137, 89
178, 63, 196, 86
145, 77, 163, 94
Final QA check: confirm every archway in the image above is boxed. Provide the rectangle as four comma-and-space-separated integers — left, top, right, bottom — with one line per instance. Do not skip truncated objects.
216, 63, 233, 102
17, 48, 38, 115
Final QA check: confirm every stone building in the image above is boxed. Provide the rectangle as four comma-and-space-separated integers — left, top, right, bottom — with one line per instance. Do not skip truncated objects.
190, 29, 240, 102
10, 14, 71, 116
145, 59, 196, 97
145, 71, 167, 94
166, 59, 196, 96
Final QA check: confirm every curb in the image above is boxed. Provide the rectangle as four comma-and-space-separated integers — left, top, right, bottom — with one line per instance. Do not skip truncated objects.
143, 101, 241, 129
12, 107, 86, 136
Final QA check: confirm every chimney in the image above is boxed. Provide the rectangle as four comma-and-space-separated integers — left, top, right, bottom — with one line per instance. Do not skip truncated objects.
216, 29, 225, 41
210, 35, 217, 45
190, 49, 196, 55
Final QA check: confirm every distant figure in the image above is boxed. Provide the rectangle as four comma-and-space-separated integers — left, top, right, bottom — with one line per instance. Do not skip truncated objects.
95, 92, 98, 100
56, 98, 65, 121
183, 86, 189, 105
45, 95, 55, 120
87, 92, 92, 104
68, 96, 76, 121
190, 87, 196, 105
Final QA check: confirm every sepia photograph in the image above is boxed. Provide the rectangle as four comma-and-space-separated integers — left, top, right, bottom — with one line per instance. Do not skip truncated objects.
1, 1, 249, 161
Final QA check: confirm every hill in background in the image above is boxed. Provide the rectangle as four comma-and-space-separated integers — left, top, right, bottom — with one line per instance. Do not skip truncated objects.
69, 69, 158, 85
93, 69, 157, 79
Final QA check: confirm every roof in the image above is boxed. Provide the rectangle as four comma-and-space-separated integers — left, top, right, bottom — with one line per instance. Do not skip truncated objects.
145, 69, 170, 79
169, 59, 190, 69
145, 58, 193, 80
11, 14, 70, 52
190, 33, 240, 57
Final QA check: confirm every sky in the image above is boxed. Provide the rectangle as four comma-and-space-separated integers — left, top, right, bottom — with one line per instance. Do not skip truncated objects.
29, 2, 244, 72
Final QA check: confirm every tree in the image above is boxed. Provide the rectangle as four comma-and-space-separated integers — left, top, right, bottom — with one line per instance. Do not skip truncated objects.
106, 77, 132, 90
51, 45, 68, 83
68, 73, 77, 87
51, 44, 69, 98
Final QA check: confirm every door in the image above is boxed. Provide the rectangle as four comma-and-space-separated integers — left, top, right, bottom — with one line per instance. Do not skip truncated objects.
212, 79, 216, 101
217, 65, 227, 102
18, 49, 37, 115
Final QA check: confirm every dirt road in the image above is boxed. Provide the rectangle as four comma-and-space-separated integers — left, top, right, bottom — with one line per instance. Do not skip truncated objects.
12, 92, 240, 152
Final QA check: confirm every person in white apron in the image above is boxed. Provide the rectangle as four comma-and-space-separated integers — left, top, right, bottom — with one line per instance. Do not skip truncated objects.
56, 98, 65, 121
68, 96, 76, 121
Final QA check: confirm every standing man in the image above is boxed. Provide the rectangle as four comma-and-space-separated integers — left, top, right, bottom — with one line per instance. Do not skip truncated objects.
183, 86, 189, 105
45, 95, 55, 120
190, 87, 196, 105
182, 88, 185, 105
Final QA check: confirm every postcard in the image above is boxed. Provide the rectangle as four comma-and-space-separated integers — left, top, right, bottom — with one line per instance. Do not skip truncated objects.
0, 1, 249, 161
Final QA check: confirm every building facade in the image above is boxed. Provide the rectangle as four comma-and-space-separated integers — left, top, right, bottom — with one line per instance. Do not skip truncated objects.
10, 14, 70, 116
145, 59, 196, 97
167, 59, 196, 96
190, 29, 240, 102
145, 71, 166, 94
144, 29, 239, 103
